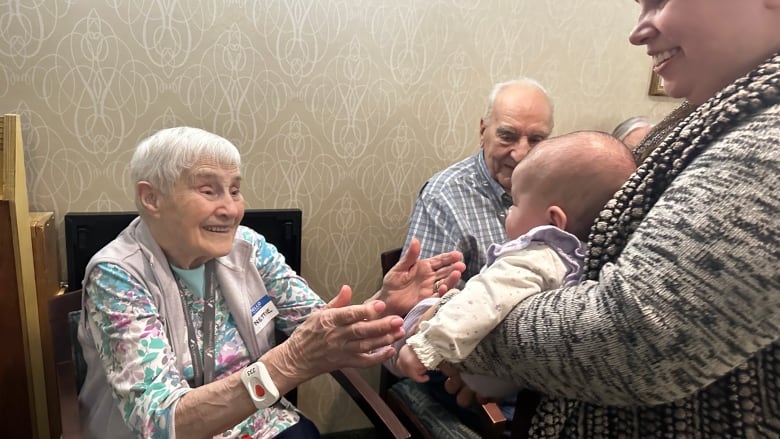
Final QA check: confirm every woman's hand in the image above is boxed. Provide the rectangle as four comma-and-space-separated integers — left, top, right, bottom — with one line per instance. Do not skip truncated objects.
375, 238, 466, 316
265, 285, 405, 390
440, 362, 479, 408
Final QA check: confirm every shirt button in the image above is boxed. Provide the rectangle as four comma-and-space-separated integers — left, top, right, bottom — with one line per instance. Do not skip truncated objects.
500, 194, 511, 206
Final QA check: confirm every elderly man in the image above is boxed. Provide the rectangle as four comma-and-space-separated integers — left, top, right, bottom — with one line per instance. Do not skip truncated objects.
393, 78, 554, 434
403, 78, 554, 285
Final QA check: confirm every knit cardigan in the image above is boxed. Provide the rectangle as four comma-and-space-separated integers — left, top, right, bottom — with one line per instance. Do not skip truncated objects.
457, 55, 780, 437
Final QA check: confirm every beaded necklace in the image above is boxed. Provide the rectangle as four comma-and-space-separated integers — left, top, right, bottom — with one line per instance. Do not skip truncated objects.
584, 53, 780, 280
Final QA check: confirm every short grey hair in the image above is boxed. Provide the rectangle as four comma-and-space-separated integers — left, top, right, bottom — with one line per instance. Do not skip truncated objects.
130, 126, 241, 198
483, 77, 554, 124
611, 116, 654, 142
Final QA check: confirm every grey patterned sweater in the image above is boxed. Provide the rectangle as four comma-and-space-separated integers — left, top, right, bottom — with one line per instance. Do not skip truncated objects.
457, 102, 780, 435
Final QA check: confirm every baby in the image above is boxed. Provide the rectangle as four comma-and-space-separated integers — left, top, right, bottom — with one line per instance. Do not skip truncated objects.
395, 131, 637, 393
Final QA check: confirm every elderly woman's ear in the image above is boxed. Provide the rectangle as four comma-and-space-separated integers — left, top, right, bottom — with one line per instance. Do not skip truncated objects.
137, 181, 159, 213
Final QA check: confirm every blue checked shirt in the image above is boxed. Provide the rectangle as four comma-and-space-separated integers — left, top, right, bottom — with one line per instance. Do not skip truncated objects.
403, 151, 512, 285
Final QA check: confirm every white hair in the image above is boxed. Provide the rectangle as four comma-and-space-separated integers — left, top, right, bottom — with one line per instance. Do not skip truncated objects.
611, 116, 654, 142
483, 77, 554, 125
130, 126, 241, 201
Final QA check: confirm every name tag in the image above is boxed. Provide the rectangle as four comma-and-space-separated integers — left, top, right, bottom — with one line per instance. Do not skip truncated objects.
251, 295, 279, 334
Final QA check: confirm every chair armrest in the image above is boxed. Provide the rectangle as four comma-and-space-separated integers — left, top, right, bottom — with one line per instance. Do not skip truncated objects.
481, 401, 506, 425
329, 368, 411, 439
478, 401, 507, 439
49, 291, 85, 439
55, 360, 83, 439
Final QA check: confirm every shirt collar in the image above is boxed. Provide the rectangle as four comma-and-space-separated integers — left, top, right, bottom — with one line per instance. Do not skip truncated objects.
477, 151, 512, 208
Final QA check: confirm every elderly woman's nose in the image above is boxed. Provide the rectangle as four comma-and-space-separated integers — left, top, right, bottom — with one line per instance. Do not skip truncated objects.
216, 193, 241, 216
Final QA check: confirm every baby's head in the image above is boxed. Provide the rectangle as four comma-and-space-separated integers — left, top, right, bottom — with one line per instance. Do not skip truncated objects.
507, 130, 636, 241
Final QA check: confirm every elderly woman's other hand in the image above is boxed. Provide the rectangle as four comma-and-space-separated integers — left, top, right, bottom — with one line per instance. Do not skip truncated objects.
376, 238, 465, 316
267, 285, 405, 387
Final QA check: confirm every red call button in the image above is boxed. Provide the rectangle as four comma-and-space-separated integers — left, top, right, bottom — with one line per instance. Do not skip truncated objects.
255, 384, 266, 397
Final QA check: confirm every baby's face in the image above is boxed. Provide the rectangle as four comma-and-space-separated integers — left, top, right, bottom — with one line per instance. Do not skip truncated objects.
505, 166, 550, 240
505, 197, 550, 240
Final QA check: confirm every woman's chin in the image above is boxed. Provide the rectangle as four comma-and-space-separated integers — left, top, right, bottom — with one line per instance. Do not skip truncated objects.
659, 81, 688, 101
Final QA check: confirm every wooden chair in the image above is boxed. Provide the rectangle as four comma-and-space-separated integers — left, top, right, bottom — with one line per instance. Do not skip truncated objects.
49, 289, 411, 439
379, 247, 541, 439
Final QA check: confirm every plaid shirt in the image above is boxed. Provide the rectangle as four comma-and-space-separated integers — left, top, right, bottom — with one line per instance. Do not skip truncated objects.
403, 151, 511, 284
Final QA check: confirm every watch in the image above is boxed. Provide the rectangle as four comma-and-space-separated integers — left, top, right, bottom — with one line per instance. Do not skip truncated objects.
241, 360, 280, 409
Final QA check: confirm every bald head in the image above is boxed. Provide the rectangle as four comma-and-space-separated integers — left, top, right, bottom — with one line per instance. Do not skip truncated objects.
510, 131, 636, 240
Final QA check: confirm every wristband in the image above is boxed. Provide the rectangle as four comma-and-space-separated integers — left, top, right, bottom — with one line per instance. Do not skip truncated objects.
241, 360, 280, 409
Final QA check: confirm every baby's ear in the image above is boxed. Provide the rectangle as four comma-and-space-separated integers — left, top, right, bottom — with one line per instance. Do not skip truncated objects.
547, 206, 567, 230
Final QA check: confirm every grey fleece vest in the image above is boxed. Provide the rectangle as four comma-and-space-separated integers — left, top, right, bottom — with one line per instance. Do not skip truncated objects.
77, 217, 275, 438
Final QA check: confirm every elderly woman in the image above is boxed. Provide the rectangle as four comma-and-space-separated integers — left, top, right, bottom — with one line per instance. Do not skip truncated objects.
77, 126, 464, 438
436, 0, 780, 436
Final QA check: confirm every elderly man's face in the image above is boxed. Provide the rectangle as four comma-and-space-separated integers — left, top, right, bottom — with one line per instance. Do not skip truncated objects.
480, 84, 553, 192
153, 159, 245, 269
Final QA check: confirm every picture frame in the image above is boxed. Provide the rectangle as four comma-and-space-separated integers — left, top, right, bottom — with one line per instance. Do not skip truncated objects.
648, 71, 666, 96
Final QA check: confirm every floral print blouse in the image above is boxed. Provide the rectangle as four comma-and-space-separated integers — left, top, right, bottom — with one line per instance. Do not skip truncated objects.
82, 227, 324, 438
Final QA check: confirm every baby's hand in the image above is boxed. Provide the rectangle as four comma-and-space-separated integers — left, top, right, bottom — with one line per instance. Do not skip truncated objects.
397, 345, 429, 383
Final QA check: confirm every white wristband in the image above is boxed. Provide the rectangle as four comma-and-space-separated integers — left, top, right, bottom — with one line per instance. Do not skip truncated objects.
240, 360, 280, 409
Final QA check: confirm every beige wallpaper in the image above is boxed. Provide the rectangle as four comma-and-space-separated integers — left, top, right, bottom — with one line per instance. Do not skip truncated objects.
1, 0, 679, 433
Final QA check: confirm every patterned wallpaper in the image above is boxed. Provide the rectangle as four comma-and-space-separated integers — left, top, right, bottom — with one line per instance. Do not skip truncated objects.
1, 0, 679, 433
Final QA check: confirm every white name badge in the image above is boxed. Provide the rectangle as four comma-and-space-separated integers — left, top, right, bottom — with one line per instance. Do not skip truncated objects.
251, 295, 279, 335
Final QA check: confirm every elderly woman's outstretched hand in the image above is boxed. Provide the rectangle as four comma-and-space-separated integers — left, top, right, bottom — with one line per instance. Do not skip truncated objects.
270, 285, 405, 385
376, 238, 466, 316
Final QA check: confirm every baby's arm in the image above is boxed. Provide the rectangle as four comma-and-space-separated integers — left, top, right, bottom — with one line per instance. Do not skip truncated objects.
394, 300, 443, 381
407, 245, 564, 369
383, 297, 440, 377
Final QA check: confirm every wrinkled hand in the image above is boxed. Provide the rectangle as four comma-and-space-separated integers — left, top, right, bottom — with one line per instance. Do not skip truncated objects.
397, 345, 430, 383
440, 362, 479, 408
276, 285, 405, 381
377, 238, 465, 316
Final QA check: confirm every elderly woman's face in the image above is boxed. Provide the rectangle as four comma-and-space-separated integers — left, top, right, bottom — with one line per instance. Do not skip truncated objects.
629, 0, 776, 105
155, 159, 244, 269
